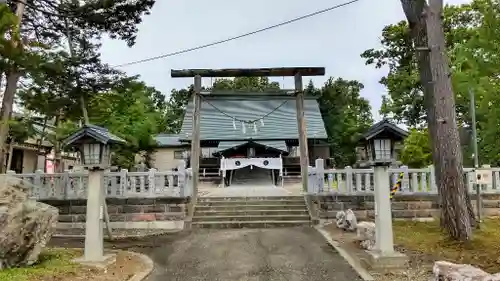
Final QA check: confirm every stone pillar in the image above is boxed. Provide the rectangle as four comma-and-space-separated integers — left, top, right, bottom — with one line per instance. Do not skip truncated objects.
368, 163, 408, 269
373, 164, 394, 254
84, 169, 105, 261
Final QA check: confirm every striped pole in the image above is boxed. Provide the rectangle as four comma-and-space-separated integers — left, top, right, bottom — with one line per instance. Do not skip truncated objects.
390, 172, 405, 200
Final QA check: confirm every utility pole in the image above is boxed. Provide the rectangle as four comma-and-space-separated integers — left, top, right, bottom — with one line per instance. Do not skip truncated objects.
400, 0, 475, 240
469, 88, 482, 227
0, 0, 27, 173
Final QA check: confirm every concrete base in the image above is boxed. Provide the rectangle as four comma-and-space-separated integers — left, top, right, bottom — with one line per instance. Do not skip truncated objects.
73, 253, 117, 269
365, 250, 408, 270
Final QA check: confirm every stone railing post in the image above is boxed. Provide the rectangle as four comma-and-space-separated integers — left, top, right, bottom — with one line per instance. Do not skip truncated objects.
183, 168, 193, 197
119, 169, 128, 197
148, 168, 157, 196
177, 160, 186, 196
315, 158, 325, 194
307, 166, 316, 194
5, 170, 16, 190
33, 169, 43, 199
429, 164, 437, 192
400, 165, 409, 192
62, 169, 70, 199
345, 166, 353, 193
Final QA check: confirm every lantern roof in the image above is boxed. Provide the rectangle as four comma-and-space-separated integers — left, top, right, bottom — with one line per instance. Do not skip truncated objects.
360, 119, 408, 142
62, 124, 126, 147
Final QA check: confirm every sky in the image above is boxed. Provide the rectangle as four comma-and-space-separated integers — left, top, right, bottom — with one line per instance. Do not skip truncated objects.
99, 0, 471, 121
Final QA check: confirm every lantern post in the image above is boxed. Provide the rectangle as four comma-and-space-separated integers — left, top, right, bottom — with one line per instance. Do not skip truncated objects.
62, 125, 125, 262
366, 137, 408, 267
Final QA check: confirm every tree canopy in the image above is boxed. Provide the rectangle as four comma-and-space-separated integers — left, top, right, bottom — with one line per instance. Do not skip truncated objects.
305, 78, 373, 167
0, 0, 159, 171
362, 0, 500, 166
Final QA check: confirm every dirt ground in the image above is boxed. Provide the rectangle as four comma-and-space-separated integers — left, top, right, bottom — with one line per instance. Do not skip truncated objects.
323, 223, 434, 281
48, 251, 144, 281
0, 250, 146, 281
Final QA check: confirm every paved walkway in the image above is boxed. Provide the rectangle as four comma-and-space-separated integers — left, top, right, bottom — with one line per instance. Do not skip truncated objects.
200, 185, 295, 197
50, 227, 362, 281
199, 183, 304, 197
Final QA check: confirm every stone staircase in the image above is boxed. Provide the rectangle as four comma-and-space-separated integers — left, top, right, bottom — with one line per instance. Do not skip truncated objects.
192, 196, 311, 228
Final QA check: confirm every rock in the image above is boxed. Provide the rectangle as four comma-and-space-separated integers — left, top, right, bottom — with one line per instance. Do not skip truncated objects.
433, 261, 500, 281
335, 209, 358, 231
0, 180, 59, 269
336, 210, 346, 228
356, 221, 375, 250
344, 209, 358, 231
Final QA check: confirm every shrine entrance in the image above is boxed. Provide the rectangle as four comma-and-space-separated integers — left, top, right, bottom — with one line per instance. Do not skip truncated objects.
221, 157, 283, 187
170, 67, 325, 215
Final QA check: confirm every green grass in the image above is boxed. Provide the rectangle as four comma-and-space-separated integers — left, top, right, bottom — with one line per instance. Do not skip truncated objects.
0, 248, 81, 281
393, 219, 500, 273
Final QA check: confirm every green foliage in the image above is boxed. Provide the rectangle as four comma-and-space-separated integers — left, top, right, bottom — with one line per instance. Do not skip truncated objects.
88, 77, 166, 169
164, 86, 193, 134
362, 0, 500, 166
400, 128, 432, 168
7, 117, 36, 144
306, 78, 373, 167
212, 77, 280, 91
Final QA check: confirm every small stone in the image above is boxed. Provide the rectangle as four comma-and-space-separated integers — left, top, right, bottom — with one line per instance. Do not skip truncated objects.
356, 221, 375, 250
0, 181, 58, 269
335, 209, 358, 231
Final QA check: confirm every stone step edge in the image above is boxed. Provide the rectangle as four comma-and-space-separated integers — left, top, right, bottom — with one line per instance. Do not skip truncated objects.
197, 200, 306, 205
192, 220, 311, 225
193, 205, 308, 210
193, 214, 310, 219
195, 210, 309, 214
199, 196, 305, 199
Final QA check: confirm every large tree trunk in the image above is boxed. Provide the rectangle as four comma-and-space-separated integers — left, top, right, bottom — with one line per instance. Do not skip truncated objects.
0, 72, 21, 173
400, 0, 475, 240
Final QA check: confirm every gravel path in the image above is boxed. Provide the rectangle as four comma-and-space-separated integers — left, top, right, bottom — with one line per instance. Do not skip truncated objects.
50, 227, 363, 281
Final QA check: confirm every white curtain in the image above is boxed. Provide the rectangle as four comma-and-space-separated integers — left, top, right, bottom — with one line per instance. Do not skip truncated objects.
221, 157, 282, 171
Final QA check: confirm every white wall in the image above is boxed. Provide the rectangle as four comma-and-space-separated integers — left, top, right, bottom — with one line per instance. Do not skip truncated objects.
150, 148, 186, 171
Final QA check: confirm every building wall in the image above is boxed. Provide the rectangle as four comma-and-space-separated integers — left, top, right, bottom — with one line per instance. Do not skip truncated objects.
309, 145, 329, 161
22, 150, 38, 173
150, 147, 186, 171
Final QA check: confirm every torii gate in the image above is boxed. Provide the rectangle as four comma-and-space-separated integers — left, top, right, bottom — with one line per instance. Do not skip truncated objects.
170, 67, 325, 219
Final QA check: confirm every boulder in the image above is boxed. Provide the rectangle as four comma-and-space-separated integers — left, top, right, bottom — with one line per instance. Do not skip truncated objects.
0, 180, 59, 269
356, 221, 376, 250
433, 261, 500, 281
335, 209, 358, 231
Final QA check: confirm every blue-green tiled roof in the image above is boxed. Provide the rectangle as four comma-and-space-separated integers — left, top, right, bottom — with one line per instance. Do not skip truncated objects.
63, 124, 126, 146
155, 134, 185, 147
217, 140, 288, 152
179, 94, 328, 141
